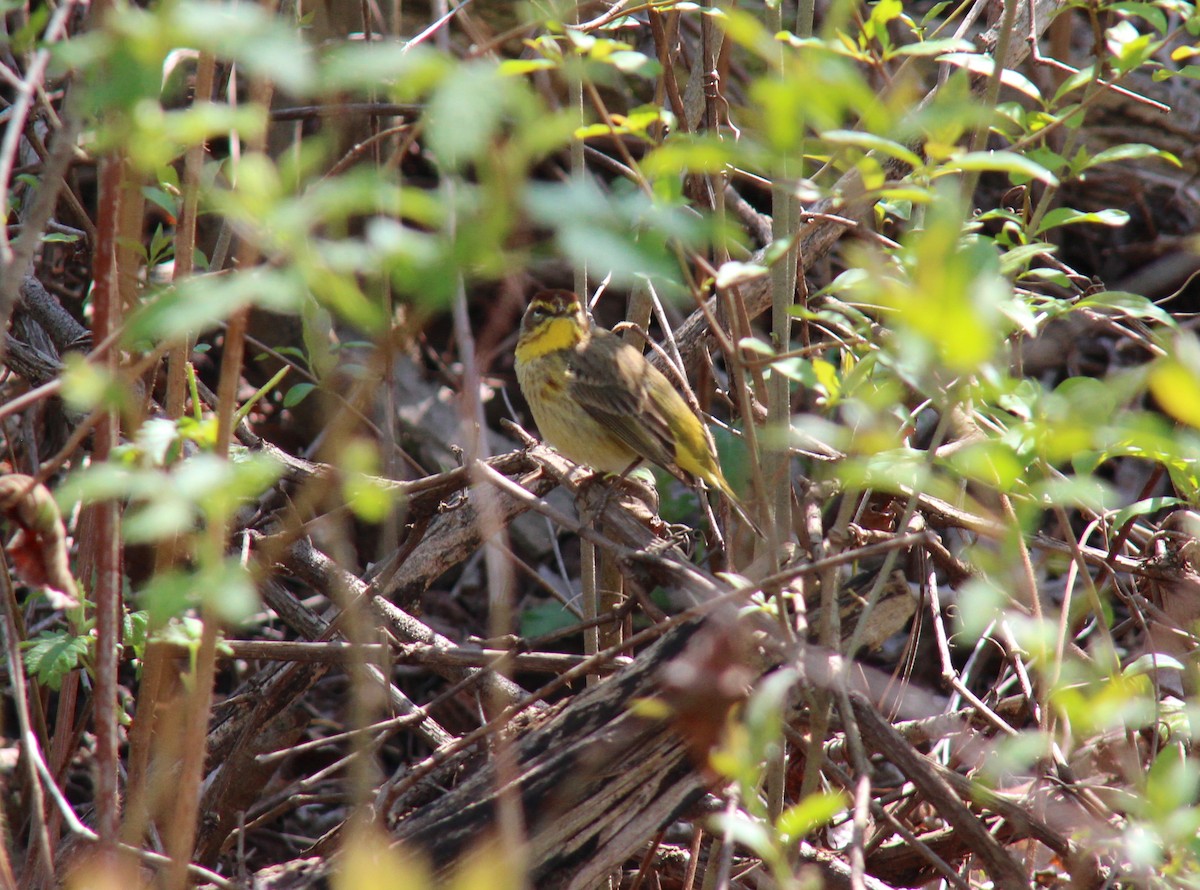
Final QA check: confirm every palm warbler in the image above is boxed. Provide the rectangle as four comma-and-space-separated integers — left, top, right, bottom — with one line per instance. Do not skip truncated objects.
515, 289, 755, 527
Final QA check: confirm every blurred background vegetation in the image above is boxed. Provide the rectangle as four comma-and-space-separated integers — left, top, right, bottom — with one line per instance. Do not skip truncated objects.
3, 0, 1200, 886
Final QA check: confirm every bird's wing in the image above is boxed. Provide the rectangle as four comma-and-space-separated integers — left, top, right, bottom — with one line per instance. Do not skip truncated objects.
566, 335, 681, 474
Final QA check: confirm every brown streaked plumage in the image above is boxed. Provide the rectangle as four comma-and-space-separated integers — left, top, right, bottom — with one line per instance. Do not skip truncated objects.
515, 290, 758, 532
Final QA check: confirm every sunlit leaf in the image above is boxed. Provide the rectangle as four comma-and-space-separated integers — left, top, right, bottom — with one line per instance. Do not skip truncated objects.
335, 825, 433, 890
642, 136, 736, 177
1150, 355, 1200, 429
716, 261, 768, 288
1108, 496, 1186, 530
1082, 143, 1182, 170
937, 52, 1043, 101
942, 439, 1025, 490
1035, 207, 1129, 235
1077, 290, 1176, 326
823, 129, 922, 168
890, 37, 973, 57
776, 791, 849, 840
937, 150, 1059, 186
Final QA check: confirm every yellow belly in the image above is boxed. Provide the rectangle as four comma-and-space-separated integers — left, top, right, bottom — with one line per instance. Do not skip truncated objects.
516, 354, 636, 474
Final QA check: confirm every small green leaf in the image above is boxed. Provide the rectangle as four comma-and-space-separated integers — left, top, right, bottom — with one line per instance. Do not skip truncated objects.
771, 357, 817, 386
708, 810, 774, 859
283, 382, 316, 408
22, 631, 90, 690
1123, 653, 1185, 677
776, 791, 849, 840
604, 50, 661, 77
716, 261, 769, 289
1035, 207, 1129, 235
500, 58, 557, 76
823, 129, 922, 168
998, 242, 1057, 276
936, 53, 1043, 101
738, 337, 776, 356
1082, 143, 1182, 170
1110, 2, 1168, 34
1108, 496, 1185, 531
1077, 290, 1176, 327
937, 151, 1058, 186
519, 601, 578, 638
890, 37, 974, 57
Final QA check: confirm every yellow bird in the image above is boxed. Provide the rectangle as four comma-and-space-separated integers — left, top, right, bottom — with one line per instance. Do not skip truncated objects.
514, 289, 757, 531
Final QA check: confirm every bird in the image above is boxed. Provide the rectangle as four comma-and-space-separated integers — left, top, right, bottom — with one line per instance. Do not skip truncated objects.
514, 289, 758, 532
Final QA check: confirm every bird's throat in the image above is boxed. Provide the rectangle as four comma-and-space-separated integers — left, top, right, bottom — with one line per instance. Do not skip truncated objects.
515, 317, 584, 363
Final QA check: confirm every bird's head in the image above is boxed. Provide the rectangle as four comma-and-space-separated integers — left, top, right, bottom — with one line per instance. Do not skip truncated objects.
516, 290, 590, 359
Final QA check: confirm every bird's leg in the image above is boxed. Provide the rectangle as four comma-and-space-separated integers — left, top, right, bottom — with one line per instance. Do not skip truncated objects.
696, 481, 729, 571
590, 458, 645, 526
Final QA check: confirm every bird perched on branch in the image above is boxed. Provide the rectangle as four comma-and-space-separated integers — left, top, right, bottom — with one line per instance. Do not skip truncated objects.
514, 289, 758, 533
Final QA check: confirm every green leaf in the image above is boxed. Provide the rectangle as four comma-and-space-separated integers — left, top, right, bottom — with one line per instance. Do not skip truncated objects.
715, 261, 769, 289
1081, 142, 1182, 170
776, 791, 849, 840
811, 358, 841, 400
525, 178, 701, 287
169, 1, 317, 93
603, 50, 661, 77
1109, 497, 1185, 532
123, 497, 198, 544
717, 8, 779, 59
642, 136, 736, 178
998, 242, 1057, 276
1150, 355, 1200, 429
864, 0, 903, 42
1053, 66, 1098, 102
1035, 207, 1129, 235
138, 559, 259, 626
1145, 744, 1200, 816
743, 668, 796, 757
1076, 290, 1176, 327
890, 37, 974, 57
427, 61, 512, 169
499, 58, 556, 76
22, 631, 90, 690
519, 601, 578, 638
57, 462, 155, 509
1110, 2, 1169, 34
1106, 20, 1154, 72
1031, 475, 1117, 512
937, 151, 1059, 186
1019, 267, 1072, 287
126, 268, 305, 342
771, 357, 817, 386
59, 354, 129, 414
936, 52, 1043, 101
707, 810, 774, 859
739, 337, 776, 357
823, 129, 922, 168
283, 382, 316, 408
942, 439, 1025, 490
319, 42, 447, 96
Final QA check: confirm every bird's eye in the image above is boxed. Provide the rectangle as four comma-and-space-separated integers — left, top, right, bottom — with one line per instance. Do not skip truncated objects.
530, 306, 546, 320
